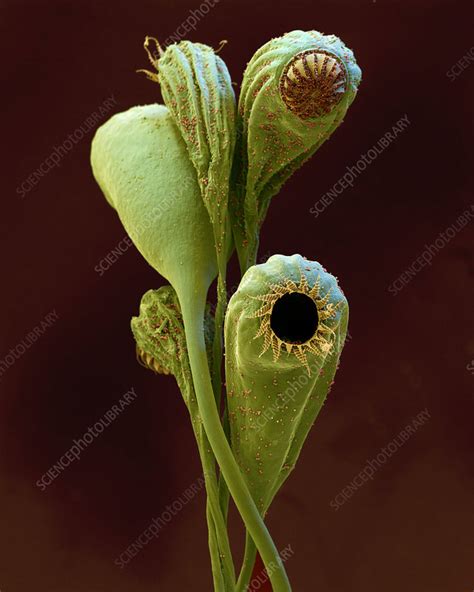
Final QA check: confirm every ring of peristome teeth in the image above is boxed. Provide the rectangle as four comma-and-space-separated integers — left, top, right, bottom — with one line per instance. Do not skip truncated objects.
250, 270, 341, 375
136, 345, 170, 375
279, 49, 347, 119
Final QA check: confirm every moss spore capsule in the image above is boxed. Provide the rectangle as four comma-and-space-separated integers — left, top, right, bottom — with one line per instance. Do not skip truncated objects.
225, 254, 348, 513
231, 30, 361, 271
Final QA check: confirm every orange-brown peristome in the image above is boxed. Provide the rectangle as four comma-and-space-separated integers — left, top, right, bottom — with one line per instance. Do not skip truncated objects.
279, 49, 347, 119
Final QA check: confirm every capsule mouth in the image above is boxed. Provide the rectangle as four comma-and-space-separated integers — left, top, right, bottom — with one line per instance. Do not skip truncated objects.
250, 270, 342, 374
279, 49, 347, 119
270, 292, 319, 344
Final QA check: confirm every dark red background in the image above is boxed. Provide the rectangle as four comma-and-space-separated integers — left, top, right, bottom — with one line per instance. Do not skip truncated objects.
1, 0, 473, 591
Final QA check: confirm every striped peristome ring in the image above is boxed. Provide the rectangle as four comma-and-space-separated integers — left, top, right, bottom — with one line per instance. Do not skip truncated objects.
279, 48, 348, 119
136, 345, 171, 375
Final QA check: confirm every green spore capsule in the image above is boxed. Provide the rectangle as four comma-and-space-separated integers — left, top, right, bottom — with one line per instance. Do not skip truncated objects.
91, 103, 221, 299
131, 286, 214, 404
141, 37, 238, 404
224, 254, 348, 513
231, 30, 361, 271
141, 37, 237, 265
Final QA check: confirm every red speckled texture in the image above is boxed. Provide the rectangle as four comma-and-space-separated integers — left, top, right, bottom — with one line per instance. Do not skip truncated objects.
1, 1, 472, 591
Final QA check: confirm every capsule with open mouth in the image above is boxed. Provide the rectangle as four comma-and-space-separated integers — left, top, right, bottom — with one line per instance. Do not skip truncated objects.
224, 253, 349, 513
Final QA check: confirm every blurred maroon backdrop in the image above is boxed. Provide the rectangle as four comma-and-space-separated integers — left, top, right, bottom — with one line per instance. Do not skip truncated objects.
1, 0, 473, 591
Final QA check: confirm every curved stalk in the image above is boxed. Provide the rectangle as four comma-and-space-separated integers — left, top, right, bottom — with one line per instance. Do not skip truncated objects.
196, 427, 236, 590
236, 532, 257, 592
212, 270, 227, 401
212, 267, 232, 516
207, 506, 226, 592
212, 261, 232, 525
218, 408, 231, 521
213, 261, 232, 524
180, 289, 292, 592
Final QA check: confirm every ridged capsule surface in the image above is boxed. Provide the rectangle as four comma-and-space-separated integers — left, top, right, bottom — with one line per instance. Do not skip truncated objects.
231, 30, 361, 270
131, 286, 215, 408
224, 254, 348, 513
156, 40, 237, 260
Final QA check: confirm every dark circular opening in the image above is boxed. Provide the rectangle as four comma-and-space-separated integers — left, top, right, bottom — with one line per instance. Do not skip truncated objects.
270, 292, 319, 344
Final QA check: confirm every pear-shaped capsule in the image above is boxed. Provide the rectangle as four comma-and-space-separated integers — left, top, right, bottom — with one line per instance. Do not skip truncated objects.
142, 38, 237, 266
231, 30, 361, 271
224, 254, 348, 513
91, 104, 220, 299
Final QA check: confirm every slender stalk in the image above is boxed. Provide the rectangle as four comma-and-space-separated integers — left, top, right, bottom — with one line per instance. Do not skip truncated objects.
211, 270, 227, 401
196, 426, 236, 590
212, 258, 231, 523
206, 503, 226, 592
236, 532, 257, 592
180, 290, 292, 592
218, 408, 231, 521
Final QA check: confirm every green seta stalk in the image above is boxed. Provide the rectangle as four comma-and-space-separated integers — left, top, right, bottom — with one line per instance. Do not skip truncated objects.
92, 102, 291, 591
131, 287, 235, 590
179, 280, 292, 592
91, 105, 236, 588
91, 29, 361, 592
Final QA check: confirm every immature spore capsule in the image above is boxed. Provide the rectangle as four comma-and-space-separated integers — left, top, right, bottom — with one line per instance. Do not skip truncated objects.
131, 286, 215, 401
131, 287, 192, 397
141, 38, 237, 264
224, 254, 348, 513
